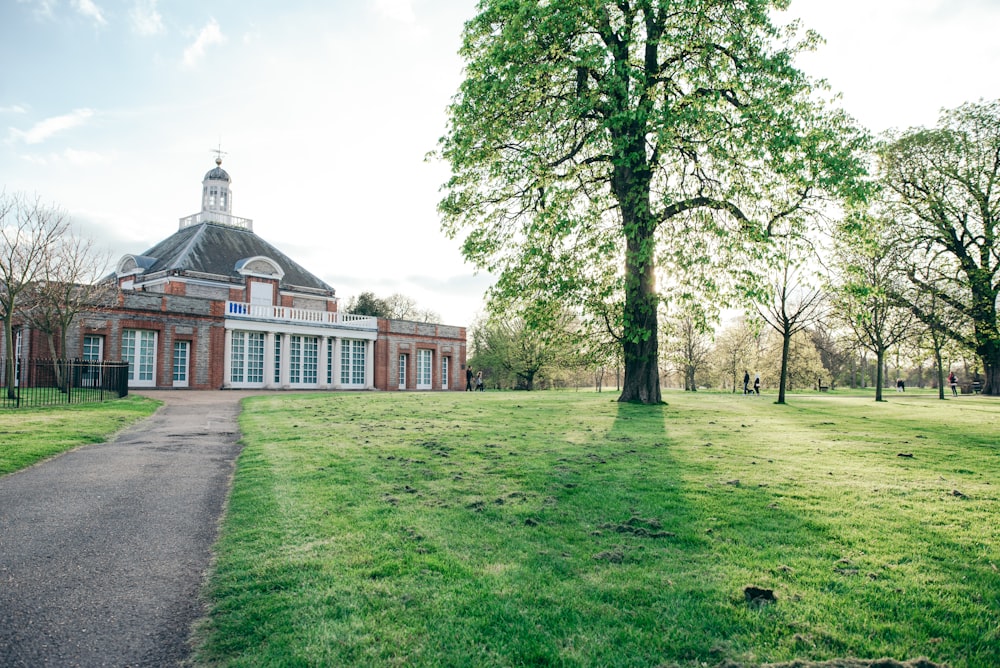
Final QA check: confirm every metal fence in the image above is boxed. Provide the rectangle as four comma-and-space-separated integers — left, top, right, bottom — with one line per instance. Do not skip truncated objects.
1, 359, 130, 409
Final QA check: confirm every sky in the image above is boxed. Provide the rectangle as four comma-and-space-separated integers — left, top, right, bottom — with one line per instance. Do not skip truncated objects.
2, 0, 999, 327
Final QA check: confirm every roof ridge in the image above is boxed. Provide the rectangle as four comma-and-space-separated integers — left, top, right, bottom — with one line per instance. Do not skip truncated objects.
168, 222, 209, 271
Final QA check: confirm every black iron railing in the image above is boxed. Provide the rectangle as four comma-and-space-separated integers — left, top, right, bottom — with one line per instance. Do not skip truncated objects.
1, 359, 130, 409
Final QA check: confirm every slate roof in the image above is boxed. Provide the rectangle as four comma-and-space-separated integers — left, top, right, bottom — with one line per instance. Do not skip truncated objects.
134, 222, 334, 294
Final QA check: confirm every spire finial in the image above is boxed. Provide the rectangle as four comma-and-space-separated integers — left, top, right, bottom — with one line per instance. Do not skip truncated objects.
211, 142, 228, 166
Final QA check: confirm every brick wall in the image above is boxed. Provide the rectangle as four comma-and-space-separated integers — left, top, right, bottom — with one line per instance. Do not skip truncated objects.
375, 319, 467, 391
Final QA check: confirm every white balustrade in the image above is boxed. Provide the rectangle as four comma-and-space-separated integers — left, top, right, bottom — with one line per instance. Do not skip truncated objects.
225, 301, 377, 329
179, 211, 254, 231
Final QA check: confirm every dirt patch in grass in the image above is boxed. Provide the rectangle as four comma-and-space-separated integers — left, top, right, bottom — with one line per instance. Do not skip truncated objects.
718, 658, 947, 668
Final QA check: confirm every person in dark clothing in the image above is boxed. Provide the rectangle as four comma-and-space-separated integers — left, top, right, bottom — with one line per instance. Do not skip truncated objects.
743, 370, 750, 395
753, 374, 760, 395
466, 367, 474, 392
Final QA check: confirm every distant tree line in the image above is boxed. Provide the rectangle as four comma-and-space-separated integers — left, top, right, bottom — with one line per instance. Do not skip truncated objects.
345, 291, 441, 324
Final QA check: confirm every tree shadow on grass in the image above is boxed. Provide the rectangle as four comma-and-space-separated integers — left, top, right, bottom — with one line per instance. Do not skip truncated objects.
601, 399, 978, 667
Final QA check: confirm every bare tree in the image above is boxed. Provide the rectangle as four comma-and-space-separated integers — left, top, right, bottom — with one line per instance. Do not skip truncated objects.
1, 192, 71, 399
757, 237, 827, 404
663, 314, 711, 392
383, 293, 441, 323
21, 230, 114, 387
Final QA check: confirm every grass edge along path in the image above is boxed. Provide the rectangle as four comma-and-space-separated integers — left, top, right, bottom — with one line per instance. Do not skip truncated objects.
193, 391, 999, 667
0, 396, 161, 475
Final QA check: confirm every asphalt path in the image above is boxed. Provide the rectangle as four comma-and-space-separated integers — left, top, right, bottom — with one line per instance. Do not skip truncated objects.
0, 390, 261, 667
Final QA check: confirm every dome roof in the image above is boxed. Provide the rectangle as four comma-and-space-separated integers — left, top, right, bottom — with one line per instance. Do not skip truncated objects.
204, 157, 231, 182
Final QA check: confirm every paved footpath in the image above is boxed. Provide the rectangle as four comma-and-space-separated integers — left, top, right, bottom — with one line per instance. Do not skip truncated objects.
0, 390, 262, 667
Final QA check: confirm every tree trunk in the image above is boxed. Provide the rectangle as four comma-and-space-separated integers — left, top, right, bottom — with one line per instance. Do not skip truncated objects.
874, 348, 885, 401
978, 340, 999, 396
934, 345, 945, 401
616, 149, 661, 405
46, 333, 64, 389
776, 329, 791, 404
3, 315, 16, 400
524, 370, 535, 391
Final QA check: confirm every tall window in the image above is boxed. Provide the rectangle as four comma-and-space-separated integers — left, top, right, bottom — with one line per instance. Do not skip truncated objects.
274, 334, 282, 383
288, 335, 319, 385
327, 339, 334, 384
340, 339, 366, 386
122, 329, 156, 387
302, 336, 318, 384
289, 335, 302, 384
82, 335, 104, 387
230, 331, 264, 385
441, 356, 449, 390
398, 354, 407, 390
173, 341, 190, 387
417, 349, 432, 390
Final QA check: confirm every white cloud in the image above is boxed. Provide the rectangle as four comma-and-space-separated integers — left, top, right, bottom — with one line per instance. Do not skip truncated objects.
374, 0, 417, 23
8, 108, 95, 144
71, 0, 106, 26
183, 18, 226, 68
130, 0, 163, 35
0, 105, 29, 114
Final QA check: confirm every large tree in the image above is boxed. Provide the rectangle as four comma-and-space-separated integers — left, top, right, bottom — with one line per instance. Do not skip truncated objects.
879, 100, 1000, 395
438, 0, 865, 403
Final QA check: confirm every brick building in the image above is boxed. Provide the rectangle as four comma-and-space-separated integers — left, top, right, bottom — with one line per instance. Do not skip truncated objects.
4, 158, 466, 391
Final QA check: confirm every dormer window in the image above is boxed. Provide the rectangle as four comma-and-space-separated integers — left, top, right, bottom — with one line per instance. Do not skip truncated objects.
235, 256, 285, 280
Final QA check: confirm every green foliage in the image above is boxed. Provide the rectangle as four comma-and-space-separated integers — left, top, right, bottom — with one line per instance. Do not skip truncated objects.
195, 391, 999, 667
437, 0, 869, 403
469, 304, 582, 390
758, 328, 828, 391
831, 212, 917, 401
345, 291, 389, 317
878, 99, 1000, 394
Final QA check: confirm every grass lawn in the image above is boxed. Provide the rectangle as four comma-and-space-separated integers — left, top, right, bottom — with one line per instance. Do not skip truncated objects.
194, 389, 999, 667
0, 395, 160, 475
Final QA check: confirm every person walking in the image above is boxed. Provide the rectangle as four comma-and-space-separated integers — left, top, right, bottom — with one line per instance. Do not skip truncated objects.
949, 371, 958, 396
476, 370, 484, 391
466, 366, 474, 392
753, 374, 760, 395
743, 370, 750, 395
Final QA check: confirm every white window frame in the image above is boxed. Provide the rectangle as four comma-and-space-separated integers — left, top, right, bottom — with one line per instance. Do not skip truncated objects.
230, 331, 265, 387
173, 340, 190, 387
416, 349, 432, 390
288, 335, 319, 386
398, 353, 407, 390
441, 356, 449, 390
123, 329, 157, 388
340, 339, 366, 387
83, 335, 104, 362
